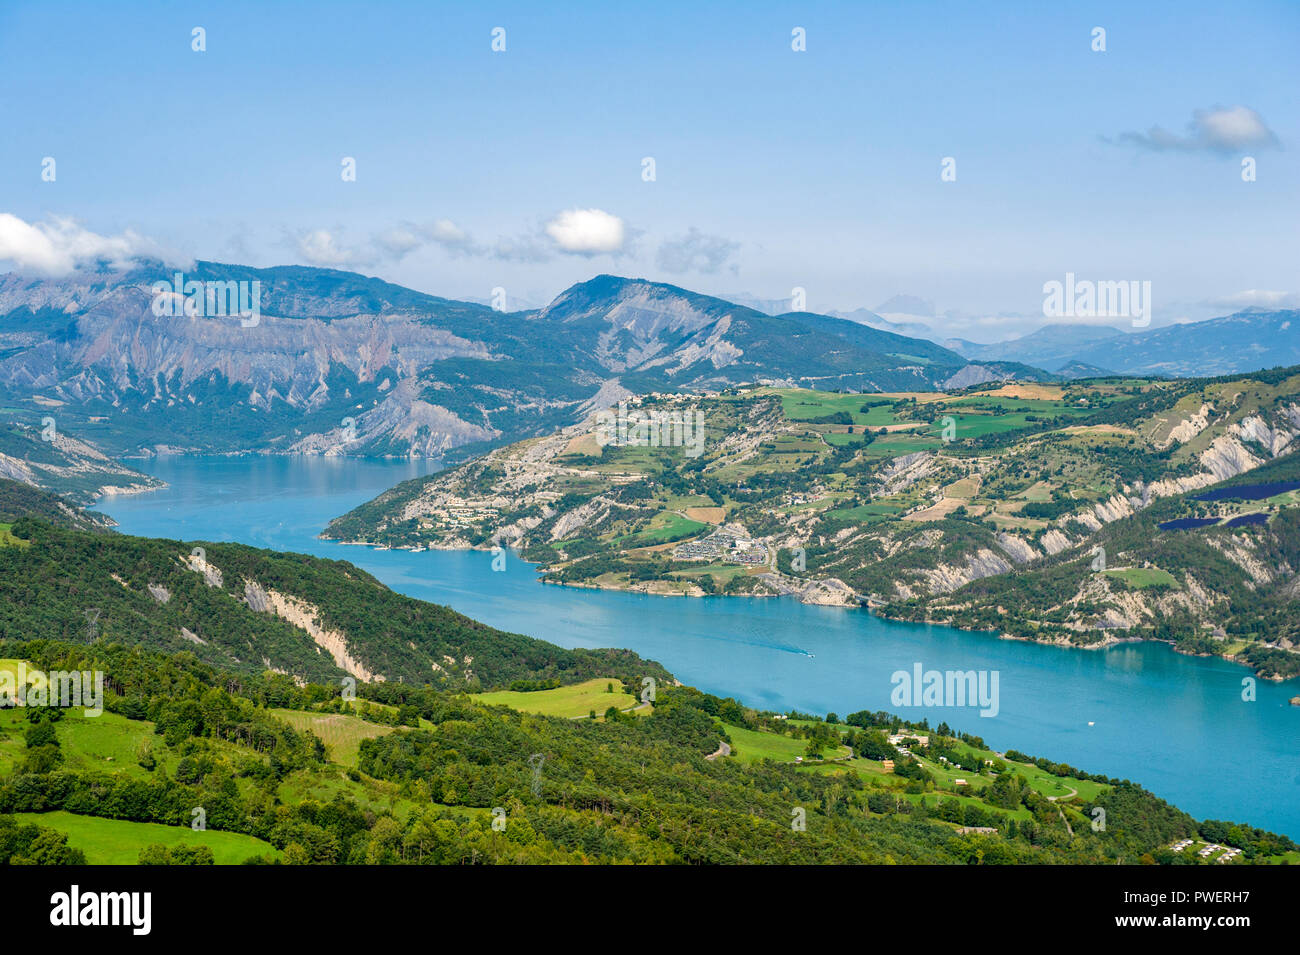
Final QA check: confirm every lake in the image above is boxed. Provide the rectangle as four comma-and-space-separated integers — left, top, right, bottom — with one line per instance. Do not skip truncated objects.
100, 455, 1300, 837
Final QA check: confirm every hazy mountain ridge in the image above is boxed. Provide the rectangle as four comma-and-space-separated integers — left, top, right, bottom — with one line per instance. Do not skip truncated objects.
947, 311, 1298, 377
946, 324, 1126, 371
1071, 310, 1300, 377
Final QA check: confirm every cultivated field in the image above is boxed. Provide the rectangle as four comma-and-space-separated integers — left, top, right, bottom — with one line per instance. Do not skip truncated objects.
270, 708, 397, 767
474, 678, 639, 719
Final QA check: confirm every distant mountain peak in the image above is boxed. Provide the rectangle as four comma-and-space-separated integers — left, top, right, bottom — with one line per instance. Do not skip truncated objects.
874, 294, 936, 318
1028, 322, 1126, 340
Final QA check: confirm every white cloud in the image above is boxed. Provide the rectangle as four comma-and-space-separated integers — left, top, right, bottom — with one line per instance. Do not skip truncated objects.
1206, 289, 1300, 310
544, 208, 626, 255
296, 229, 358, 267
656, 228, 740, 274
0, 213, 180, 276
1116, 106, 1280, 154
372, 226, 426, 259
313, 211, 631, 268
370, 212, 628, 264
373, 219, 480, 260
428, 219, 471, 248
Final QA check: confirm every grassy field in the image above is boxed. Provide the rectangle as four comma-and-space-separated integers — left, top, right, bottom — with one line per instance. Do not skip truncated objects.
785, 721, 1110, 813
827, 503, 902, 523
625, 511, 707, 544
278, 765, 421, 818
13, 811, 281, 864
671, 563, 754, 584
1105, 567, 1180, 589
925, 412, 1037, 439
847, 434, 942, 455
723, 723, 851, 763
269, 708, 396, 768
0, 708, 153, 776
1019, 481, 1055, 502
0, 523, 28, 547
818, 754, 1096, 823
0, 659, 155, 777
775, 390, 905, 427
1013, 762, 1109, 801
474, 678, 638, 719
950, 395, 1072, 413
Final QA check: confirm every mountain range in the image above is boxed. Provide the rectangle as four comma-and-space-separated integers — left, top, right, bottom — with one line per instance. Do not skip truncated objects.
947, 312, 1300, 377
0, 261, 1295, 461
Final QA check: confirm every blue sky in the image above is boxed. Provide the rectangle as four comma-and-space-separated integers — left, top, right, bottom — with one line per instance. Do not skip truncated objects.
1, 0, 1296, 339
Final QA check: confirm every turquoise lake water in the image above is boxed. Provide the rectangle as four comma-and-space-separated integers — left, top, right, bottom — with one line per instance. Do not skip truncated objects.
99, 455, 1300, 837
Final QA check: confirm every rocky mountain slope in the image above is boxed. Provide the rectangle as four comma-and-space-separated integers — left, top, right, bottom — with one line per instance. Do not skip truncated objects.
0, 264, 1045, 459
0, 420, 160, 505
882, 454, 1300, 681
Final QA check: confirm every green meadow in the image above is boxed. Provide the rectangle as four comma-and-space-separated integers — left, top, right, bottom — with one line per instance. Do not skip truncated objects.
775, 390, 903, 427
925, 413, 1037, 439
828, 503, 903, 523
638, 512, 707, 542
13, 810, 280, 864
269, 708, 396, 768
723, 723, 851, 763
1104, 568, 1180, 589
473, 677, 638, 719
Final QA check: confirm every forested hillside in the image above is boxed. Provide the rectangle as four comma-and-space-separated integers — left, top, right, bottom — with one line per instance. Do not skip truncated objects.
2, 637, 1292, 865
0, 479, 111, 531
0, 480, 664, 689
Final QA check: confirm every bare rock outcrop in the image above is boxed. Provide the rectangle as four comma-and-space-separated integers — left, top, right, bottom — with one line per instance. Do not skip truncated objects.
243, 580, 272, 613
919, 548, 1014, 595
264, 588, 383, 683
995, 533, 1038, 564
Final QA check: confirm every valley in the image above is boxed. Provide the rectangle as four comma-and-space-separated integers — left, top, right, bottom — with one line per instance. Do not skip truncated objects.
5, 0, 1297, 902
95, 453, 1300, 839
2, 265, 1299, 865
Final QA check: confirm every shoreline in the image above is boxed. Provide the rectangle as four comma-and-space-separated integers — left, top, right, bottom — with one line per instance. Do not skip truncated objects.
322, 533, 1296, 683
122, 448, 451, 464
